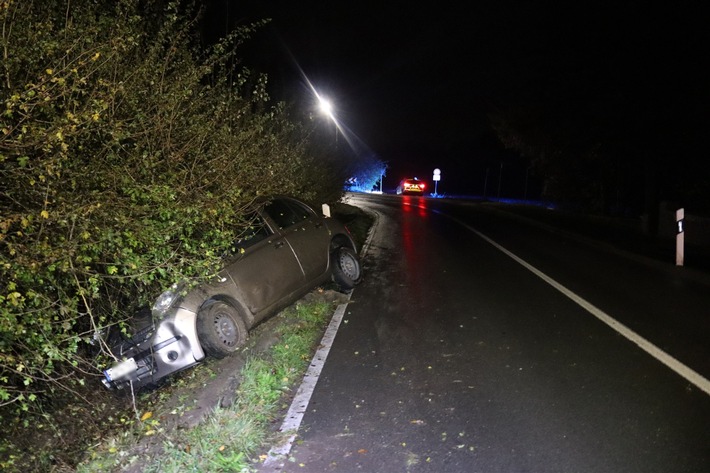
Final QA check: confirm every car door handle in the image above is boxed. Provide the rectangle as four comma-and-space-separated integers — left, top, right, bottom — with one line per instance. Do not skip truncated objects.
314, 222, 323, 229
273, 241, 285, 249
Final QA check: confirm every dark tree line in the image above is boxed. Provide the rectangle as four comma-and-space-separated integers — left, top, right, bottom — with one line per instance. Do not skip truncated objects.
489, 3, 710, 227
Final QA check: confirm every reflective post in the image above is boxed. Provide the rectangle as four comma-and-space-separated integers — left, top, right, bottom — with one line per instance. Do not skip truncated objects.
676, 208, 684, 266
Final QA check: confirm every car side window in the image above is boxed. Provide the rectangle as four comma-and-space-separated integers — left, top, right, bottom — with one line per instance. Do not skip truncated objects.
285, 199, 315, 222
264, 199, 303, 229
233, 213, 271, 250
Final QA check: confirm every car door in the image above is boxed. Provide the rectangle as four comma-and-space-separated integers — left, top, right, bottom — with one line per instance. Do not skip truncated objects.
263, 198, 330, 283
222, 212, 304, 317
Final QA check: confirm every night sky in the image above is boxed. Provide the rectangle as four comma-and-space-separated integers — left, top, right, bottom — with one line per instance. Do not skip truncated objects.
204, 1, 710, 197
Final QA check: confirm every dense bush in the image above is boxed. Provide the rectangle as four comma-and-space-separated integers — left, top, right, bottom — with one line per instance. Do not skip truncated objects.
0, 0, 346, 413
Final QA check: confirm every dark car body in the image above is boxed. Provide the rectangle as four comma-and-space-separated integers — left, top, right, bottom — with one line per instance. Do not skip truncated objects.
102, 196, 361, 390
396, 178, 426, 195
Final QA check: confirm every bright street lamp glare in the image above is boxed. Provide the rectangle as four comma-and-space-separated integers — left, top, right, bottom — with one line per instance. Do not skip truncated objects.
318, 97, 333, 118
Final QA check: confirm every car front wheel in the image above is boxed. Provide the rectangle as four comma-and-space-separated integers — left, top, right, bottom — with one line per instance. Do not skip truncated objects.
197, 301, 247, 358
331, 246, 362, 291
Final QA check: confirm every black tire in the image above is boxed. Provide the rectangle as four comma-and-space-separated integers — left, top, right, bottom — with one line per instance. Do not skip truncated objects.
196, 301, 247, 358
331, 246, 362, 291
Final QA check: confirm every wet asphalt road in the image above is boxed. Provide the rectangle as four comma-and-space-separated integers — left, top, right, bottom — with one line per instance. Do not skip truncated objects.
268, 193, 710, 473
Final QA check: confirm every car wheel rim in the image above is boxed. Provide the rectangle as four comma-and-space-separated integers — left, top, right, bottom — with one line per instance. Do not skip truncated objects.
214, 312, 237, 347
339, 252, 359, 280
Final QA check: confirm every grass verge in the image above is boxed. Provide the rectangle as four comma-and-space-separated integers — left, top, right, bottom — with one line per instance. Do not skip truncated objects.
77, 299, 337, 472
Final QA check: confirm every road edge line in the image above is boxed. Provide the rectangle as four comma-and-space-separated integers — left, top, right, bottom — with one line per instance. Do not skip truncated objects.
261, 301, 349, 470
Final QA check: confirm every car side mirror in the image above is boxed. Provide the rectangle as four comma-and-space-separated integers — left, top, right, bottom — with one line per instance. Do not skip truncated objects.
321, 203, 331, 218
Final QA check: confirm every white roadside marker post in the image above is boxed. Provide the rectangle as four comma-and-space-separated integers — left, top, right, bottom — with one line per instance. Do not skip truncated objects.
676, 208, 684, 266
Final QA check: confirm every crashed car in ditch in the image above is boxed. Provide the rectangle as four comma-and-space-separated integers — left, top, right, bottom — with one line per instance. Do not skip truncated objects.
102, 196, 362, 390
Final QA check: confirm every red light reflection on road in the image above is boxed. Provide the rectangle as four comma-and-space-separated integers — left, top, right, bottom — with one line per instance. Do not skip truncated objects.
401, 196, 429, 306
401, 196, 428, 218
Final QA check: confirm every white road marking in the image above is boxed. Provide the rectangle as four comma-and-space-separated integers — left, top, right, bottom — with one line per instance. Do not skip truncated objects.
262, 301, 349, 470
453, 215, 710, 397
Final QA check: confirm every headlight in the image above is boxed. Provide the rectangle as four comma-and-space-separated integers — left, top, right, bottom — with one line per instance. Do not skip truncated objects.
152, 284, 180, 317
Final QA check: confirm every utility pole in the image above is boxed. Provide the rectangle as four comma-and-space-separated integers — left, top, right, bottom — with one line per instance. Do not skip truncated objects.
497, 162, 503, 198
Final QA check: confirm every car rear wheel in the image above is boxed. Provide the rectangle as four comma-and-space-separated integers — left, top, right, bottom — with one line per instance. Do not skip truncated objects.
331, 246, 362, 291
197, 301, 247, 358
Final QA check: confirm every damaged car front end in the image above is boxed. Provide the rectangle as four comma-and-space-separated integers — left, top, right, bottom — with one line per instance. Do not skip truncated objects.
102, 285, 205, 390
